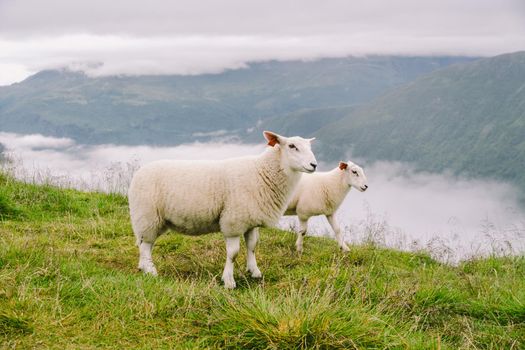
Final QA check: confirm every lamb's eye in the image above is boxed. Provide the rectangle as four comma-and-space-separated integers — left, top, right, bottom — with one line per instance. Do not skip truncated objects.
352, 170, 358, 176
288, 144, 298, 151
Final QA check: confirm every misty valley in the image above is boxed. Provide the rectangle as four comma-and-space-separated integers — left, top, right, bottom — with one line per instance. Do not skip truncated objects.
2, 53, 525, 263
1, 131, 523, 262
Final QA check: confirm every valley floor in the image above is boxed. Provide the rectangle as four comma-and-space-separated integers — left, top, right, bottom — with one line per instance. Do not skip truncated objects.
0, 173, 524, 349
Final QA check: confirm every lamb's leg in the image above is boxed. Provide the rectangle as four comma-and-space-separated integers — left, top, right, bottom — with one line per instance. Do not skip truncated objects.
245, 228, 262, 278
222, 235, 240, 289
327, 215, 349, 252
295, 218, 308, 253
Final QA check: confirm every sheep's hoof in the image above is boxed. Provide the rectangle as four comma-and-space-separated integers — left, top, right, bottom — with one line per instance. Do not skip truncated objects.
295, 246, 304, 255
248, 268, 262, 278
222, 275, 236, 289
138, 261, 158, 276
340, 244, 350, 253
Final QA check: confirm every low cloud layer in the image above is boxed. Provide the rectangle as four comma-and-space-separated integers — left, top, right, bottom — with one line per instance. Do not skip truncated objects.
1, 0, 524, 85
318, 162, 524, 261
1, 132, 523, 261
0, 132, 264, 192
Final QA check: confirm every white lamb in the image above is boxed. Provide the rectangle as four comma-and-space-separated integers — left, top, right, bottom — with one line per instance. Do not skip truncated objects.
284, 161, 368, 253
128, 131, 317, 289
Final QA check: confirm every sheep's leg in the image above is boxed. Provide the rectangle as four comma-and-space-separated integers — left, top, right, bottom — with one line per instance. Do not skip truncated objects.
327, 215, 349, 252
131, 206, 165, 276
138, 241, 158, 275
295, 218, 308, 253
222, 235, 240, 289
135, 224, 164, 276
245, 228, 262, 278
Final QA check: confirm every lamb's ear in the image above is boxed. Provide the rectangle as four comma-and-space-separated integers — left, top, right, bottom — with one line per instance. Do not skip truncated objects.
263, 131, 281, 147
308, 137, 316, 143
339, 162, 348, 170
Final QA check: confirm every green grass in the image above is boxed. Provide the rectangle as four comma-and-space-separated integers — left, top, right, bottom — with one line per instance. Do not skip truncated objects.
1, 173, 524, 349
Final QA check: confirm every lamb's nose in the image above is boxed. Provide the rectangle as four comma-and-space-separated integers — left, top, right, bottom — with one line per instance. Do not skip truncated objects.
310, 163, 317, 170
364, 185, 368, 189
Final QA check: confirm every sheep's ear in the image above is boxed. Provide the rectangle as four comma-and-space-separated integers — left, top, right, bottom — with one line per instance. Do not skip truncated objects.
263, 131, 281, 147
339, 162, 348, 170
308, 137, 316, 143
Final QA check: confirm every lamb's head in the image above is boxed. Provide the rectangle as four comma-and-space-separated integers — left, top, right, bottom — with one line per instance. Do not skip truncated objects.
339, 161, 368, 192
263, 131, 317, 173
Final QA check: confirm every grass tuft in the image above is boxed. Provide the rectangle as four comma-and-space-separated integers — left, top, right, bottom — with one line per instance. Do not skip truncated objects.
0, 311, 33, 336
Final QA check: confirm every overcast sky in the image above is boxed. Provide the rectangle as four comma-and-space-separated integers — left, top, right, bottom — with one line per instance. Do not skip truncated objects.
1, 0, 524, 85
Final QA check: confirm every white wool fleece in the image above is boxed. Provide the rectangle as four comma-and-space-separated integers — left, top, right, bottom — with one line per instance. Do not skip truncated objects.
128, 131, 317, 288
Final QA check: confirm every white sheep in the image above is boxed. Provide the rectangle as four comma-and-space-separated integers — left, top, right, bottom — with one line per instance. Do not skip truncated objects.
284, 160, 368, 253
128, 131, 317, 288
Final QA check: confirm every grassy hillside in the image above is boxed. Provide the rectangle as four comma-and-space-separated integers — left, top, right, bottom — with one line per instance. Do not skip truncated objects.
1, 174, 523, 348
0, 56, 472, 145
314, 52, 525, 193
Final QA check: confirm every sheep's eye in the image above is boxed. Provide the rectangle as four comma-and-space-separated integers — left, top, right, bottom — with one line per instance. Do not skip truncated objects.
288, 144, 298, 151
352, 170, 358, 176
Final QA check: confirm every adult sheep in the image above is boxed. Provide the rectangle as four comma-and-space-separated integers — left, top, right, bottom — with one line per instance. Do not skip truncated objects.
284, 160, 368, 253
128, 131, 317, 288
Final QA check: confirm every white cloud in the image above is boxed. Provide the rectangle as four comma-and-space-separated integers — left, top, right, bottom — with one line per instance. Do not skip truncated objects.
0, 132, 75, 149
0, 63, 32, 86
0, 0, 524, 85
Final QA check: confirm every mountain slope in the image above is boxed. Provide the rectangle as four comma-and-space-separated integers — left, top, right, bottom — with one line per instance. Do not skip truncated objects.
314, 52, 525, 192
0, 56, 472, 145
244, 105, 356, 143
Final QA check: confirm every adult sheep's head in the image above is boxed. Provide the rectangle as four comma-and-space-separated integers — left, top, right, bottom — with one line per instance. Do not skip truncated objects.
339, 161, 368, 192
263, 131, 317, 173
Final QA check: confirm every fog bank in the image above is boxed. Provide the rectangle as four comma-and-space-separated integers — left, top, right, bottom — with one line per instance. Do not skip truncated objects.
1, 132, 523, 261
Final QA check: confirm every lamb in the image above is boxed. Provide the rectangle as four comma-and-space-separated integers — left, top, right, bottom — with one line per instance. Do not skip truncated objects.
284, 160, 368, 253
128, 131, 317, 288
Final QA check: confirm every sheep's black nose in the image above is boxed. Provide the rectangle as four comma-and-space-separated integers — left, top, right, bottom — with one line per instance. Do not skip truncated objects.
364, 185, 368, 189
310, 163, 317, 170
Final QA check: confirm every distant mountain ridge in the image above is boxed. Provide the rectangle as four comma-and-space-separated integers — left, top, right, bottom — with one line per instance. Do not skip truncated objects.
0, 56, 472, 145
312, 52, 525, 194
2, 53, 524, 195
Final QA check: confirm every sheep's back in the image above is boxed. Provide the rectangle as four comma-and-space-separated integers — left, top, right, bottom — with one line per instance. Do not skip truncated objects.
129, 160, 231, 235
